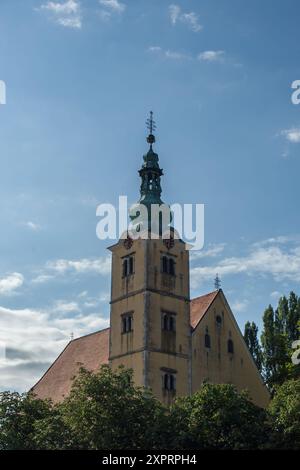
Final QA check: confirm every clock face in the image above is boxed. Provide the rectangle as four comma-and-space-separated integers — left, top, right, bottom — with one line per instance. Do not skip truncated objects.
163, 236, 174, 250
123, 236, 133, 250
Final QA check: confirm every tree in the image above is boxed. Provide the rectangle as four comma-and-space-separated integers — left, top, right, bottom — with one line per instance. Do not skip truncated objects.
244, 321, 263, 372
261, 304, 290, 389
259, 294, 300, 389
287, 292, 300, 342
0, 391, 53, 450
169, 384, 270, 450
0, 367, 169, 450
268, 379, 300, 449
57, 365, 168, 450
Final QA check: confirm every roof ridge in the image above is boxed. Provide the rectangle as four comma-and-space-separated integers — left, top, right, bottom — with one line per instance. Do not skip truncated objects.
191, 289, 219, 302
70, 326, 110, 343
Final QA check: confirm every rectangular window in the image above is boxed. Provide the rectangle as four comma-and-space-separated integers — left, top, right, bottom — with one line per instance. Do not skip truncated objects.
122, 256, 134, 278
121, 313, 133, 333
162, 373, 176, 391
161, 255, 176, 276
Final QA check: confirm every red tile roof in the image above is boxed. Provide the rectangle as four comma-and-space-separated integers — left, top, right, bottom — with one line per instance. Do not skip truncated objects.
190, 290, 219, 329
31, 328, 109, 403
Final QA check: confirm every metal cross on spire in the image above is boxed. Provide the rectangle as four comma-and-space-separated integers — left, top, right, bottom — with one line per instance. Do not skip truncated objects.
146, 111, 156, 146
214, 273, 221, 290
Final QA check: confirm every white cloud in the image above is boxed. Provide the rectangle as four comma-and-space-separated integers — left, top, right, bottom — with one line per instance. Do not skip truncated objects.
148, 46, 162, 53
231, 300, 248, 313
24, 221, 41, 231
190, 243, 226, 260
41, 0, 79, 14
165, 50, 188, 60
54, 300, 80, 313
57, 16, 81, 28
0, 273, 24, 295
83, 292, 110, 308
31, 274, 55, 284
168, 4, 202, 32
31, 257, 111, 286
46, 256, 111, 276
99, 0, 125, 13
169, 4, 180, 24
0, 303, 109, 391
270, 291, 282, 300
148, 46, 189, 60
191, 239, 300, 289
40, 0, 82, 29
198, 50, 225, 62
281, 127, 300, 143
78, 290, 88, 298
149, 47, 227, 64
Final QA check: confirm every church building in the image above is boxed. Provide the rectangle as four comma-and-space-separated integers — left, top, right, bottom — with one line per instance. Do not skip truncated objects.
32, 115, 270, 408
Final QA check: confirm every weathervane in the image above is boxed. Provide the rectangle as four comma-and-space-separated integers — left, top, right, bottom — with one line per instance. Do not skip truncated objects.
146, 111, 156, 146
214, 273, 221, 290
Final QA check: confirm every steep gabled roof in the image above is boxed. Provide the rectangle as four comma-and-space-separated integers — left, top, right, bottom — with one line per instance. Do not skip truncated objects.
190, 290, 219, 330
31, 328, 110, 403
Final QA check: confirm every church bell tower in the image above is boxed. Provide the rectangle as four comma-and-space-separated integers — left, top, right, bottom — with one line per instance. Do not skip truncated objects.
108, 113, 191, 403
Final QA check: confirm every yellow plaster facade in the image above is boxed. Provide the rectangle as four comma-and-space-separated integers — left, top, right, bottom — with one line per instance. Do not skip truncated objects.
109, 235, 191, 405
191, 291, 270, 407
108, 235, 270, 408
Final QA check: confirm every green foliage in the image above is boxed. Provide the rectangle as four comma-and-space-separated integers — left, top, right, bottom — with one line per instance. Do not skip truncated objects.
170, 384, 269, 450
1, 368, 299, 450
244, 321, 263, 372
245, 291, 300, 390
59, 365, 168, 450
0, 391, 53, 450
261, 304, 291, 388
268, 379, 300, 449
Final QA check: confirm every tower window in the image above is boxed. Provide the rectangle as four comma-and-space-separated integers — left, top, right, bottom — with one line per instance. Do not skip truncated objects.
204, 333, 211, 348
169, 258, 175, 276
163, 373, 176, 391
122, 313, 133, 333
161, 255, 176, 276
122, 255, 134, 277
162, 256, 168, 273
228, 339, 234, 354
162, 312, 176, 332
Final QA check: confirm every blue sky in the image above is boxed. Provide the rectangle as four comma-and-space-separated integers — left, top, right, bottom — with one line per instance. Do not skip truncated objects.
1, 0, 300, 391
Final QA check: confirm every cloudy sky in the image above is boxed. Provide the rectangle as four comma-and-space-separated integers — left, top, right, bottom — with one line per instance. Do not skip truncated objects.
1, 0, 300, 392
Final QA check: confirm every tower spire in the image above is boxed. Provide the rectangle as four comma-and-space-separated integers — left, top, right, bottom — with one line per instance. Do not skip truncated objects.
146, 111, 156, 147
129, 111, 172, 234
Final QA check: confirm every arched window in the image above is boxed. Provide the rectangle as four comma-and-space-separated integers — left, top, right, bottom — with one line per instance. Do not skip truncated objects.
162, 312, 176, 332
205, 333, 211, 348
216, 315, 222, 325
228, 339, 234, 354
